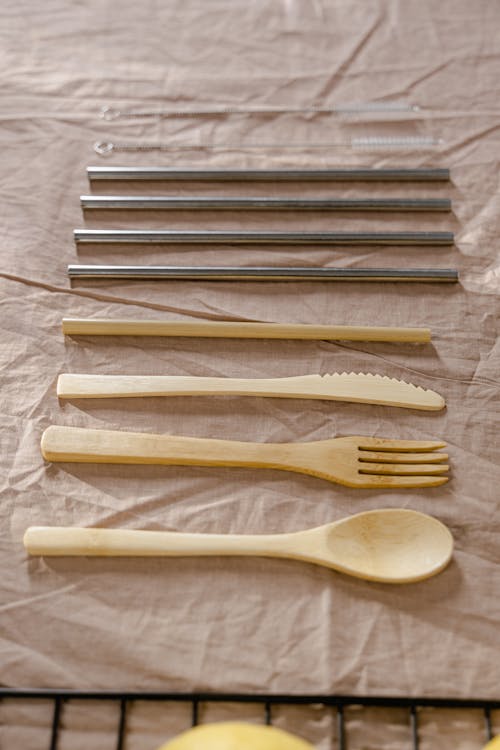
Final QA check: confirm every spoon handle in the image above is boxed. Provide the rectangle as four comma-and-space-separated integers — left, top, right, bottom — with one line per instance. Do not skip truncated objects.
23, 526, 296, 558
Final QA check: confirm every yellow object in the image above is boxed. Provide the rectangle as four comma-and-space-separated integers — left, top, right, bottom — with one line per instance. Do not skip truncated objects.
24, 508, 454, 584
24, 507, 454, 583
40, 425, 449, 490
157, 722, 314, 749
483, 738, 500, 749
61, 317, 432, 343
56, 372, 445, 411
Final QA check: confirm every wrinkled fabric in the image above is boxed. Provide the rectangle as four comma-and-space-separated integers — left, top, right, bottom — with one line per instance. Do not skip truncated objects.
0, 0, 499, 747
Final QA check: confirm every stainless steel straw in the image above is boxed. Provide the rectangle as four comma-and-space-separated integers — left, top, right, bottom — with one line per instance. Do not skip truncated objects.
80, 196, 452, 212
86, 167, 450, 182
68, 265, 459, 282
73, 230, 454, 245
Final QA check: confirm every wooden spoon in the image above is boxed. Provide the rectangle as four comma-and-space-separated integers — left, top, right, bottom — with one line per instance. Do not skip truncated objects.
24, 509, 453, 583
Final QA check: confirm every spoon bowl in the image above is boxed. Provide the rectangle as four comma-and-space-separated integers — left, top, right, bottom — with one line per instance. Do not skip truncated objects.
310, 508, 453, 582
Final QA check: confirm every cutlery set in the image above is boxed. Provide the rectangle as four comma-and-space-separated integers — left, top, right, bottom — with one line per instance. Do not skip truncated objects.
25, 166, 455, 583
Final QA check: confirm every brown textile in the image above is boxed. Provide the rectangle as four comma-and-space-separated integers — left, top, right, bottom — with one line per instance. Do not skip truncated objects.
1, 0, 499, 746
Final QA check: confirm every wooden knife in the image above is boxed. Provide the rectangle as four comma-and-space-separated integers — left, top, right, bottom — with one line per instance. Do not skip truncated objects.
57, 373, 445, 410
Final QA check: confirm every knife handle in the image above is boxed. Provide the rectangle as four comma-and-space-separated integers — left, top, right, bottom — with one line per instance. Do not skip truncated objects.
56, 374, 341, 399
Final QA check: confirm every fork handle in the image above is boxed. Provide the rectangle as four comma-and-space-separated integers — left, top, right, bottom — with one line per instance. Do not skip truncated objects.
41, 426, 293, 470
23, 526, 294, 557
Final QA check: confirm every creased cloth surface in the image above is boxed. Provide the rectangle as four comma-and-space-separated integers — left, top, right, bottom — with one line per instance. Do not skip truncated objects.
0, 0, 499, 747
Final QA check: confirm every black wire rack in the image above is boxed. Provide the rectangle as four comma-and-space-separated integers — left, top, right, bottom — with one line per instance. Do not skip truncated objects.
1, 688, 499, 750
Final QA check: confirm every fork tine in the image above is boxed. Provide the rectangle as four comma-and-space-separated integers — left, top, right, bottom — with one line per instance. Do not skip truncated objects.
357, 437, 446, 451
359, 463, 449, 476
359, 451, 448, 464
357, 474, 449, 488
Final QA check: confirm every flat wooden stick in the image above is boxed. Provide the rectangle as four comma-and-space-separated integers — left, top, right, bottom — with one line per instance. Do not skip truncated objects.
61, 318, 431, 343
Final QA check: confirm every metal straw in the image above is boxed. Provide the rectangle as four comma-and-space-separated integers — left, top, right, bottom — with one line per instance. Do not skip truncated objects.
86, 166, 450, 182
68, 265, 459, 282
80, 196, 452, 212
73, 230, 454, 245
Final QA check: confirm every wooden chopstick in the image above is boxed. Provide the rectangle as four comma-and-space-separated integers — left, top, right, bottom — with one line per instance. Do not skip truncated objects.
62, 318, 431, 342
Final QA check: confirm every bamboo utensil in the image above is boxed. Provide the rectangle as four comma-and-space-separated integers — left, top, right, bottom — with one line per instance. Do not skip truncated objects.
67, 266, 459, 282
87, 166, 450, 181
23, 508, 453, 583
80, 196, 452, 212
73, 229, 454, 245
41, 426, 449, 489
61, 318, 431, 342
56, 373, 445, 411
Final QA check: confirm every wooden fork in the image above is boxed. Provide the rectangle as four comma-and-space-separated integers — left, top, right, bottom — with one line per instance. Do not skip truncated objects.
41, 426, 449, 489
